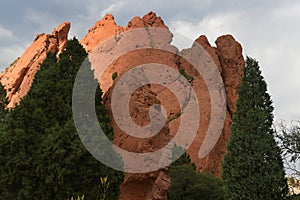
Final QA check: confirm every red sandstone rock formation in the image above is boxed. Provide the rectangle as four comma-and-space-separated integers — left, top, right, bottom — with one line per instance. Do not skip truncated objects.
0, 22, 70, 108
187, 34, 244, 176
83, 12, 244, 199
0, 11, 244, 200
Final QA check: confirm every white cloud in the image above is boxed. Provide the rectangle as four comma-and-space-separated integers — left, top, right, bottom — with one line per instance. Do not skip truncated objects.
0, 44, 25, 69
24, 7, 58, 34
0, 25, 13, 39
25, 8, 51, 25
272, 3, 300, 18
101, 2, 125, 17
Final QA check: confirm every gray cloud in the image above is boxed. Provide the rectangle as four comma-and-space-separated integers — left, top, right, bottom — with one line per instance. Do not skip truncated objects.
0, 0, 299, 124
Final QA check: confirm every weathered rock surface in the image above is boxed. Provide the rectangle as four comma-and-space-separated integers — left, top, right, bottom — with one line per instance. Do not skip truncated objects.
104, 83, 172, 200
0, 11, 244, 200
89, 12, 172, 200
85, 12, 244, 199
80, 14, 125, 53
0, 22, 70, 108
186, 34, 244, 176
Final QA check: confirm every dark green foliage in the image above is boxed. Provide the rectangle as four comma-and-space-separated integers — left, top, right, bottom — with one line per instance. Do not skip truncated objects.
289, 195, 300, 200
111, 72, 118, 80
168, 164, 224, 200
168, 112, 182, 122
179, 69, 193, 83
171, 145, 194, 167
222, 57, 288, 199
0, 82, 8, 120
9, 58, 19, 66
0, 38, 123, 199
168, 147, 224, 200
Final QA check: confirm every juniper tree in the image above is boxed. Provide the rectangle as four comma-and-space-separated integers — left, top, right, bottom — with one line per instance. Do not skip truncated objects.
222, 57, 288, 199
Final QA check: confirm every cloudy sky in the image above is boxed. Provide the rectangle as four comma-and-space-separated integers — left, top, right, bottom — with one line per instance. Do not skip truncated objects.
0, 0, 299, 123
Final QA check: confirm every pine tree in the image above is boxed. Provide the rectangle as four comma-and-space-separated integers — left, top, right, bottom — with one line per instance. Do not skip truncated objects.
0, 38, 123, 199
222, 57, 288, 199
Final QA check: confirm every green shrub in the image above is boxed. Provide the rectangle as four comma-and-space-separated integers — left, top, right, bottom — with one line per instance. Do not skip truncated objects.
112, 72, 118, 80
168, 164, 224, 200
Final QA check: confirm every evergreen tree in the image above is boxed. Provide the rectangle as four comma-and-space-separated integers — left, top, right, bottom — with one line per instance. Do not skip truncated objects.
222, 57, 288, 199
0, 82, 8, 119
0, 38, 123, 199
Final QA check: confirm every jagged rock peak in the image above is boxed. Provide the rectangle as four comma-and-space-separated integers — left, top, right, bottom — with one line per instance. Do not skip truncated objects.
80, 11, 167, 53
127, 11, 167, 28
0, 22, 70, 108
80, 14, 125, 53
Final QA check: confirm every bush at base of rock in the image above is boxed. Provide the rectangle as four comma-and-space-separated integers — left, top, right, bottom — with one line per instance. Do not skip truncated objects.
168, 164, 224, 200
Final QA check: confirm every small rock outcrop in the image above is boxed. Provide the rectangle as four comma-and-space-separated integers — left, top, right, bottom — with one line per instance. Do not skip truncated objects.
0, 22, 70, 108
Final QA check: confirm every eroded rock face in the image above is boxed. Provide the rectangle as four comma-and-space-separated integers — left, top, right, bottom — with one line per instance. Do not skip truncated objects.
0, 22, 70, 108
104, 83, 172, 200
84, 12, 244, 199
80, 14, 125, 53
186, 35, 244, 176
87, 12, 172, 200
0, 11, 244, 200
